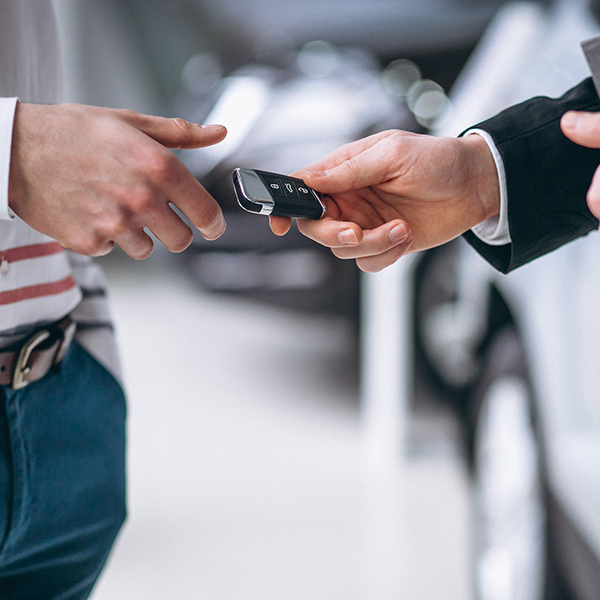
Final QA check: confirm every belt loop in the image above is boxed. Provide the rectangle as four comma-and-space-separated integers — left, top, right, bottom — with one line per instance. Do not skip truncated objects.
54, 318, 77, 365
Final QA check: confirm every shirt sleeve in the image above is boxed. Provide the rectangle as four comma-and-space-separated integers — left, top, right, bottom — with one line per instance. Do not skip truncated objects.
0, 98, 18, 221
464, 128, 511, 246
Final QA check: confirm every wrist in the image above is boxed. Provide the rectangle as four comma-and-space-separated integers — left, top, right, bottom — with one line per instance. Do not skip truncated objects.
8, 100, 27, 215
461, 133, 501, 224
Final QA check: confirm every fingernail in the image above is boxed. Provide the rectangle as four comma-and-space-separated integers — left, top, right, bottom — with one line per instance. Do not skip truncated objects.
389, 223, 409, 243
338, 228, 358, 245
202, 124, 226, 133
562, 112, 581, 131
304, 170, 328, 179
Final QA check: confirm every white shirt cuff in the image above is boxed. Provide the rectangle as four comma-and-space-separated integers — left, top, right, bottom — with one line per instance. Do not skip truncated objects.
0, 98, 18, 221
465, 128, 510, 246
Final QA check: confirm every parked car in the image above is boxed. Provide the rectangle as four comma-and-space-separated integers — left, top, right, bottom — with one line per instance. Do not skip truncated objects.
413, 1, 600, 598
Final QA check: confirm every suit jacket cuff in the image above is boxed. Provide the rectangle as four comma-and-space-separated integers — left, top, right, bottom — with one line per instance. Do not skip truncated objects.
462, 78, 600, 273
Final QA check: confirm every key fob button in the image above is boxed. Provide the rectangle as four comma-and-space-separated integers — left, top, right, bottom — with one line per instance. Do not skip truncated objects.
280, 178, 300, 199
296, 184, 312, 200
261, 174, 286, 197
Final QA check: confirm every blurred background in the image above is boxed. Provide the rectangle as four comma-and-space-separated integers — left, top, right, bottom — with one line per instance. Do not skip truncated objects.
52, 1, 600, 599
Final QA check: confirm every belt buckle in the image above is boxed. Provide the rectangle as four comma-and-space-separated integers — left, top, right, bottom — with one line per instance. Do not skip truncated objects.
12, 329, 52, 390
11, 317, 76, 390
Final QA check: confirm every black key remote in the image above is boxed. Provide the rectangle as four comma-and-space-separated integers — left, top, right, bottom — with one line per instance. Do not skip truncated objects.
232, 168, 326, 219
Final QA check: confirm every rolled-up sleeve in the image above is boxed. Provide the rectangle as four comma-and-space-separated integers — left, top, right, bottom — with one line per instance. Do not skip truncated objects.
0, 98, 18, 221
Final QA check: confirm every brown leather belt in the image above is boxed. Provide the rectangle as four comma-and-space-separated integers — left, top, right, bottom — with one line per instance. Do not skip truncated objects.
0, 316, 76, 390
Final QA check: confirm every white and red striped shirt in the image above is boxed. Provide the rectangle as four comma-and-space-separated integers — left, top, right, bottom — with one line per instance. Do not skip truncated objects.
0, 1, 120, 379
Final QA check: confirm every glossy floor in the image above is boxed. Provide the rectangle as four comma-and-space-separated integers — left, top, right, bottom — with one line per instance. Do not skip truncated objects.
90, 248, 472, 600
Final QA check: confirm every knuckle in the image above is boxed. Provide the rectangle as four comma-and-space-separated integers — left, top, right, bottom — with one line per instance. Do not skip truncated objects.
170, 118, 196, 149
90, 212, 129, 245
126, 185, 156, 215
114, 108, 140, 123
138, 148, 178, 186
171, 117, 193, 135
587, 186, 600, 212
338, 157, 362, 187
355, 258, 376, 273
130, 244, 154, 261
73, 233, 109, 257
356, 257, 386, 273
167, 229, 194, 253
196, 200, 221, 228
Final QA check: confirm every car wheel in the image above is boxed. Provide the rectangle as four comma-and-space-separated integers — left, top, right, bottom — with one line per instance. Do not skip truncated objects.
469, 328, 546, 600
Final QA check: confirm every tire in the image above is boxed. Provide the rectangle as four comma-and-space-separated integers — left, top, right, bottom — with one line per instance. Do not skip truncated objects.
469, 328, 547, 600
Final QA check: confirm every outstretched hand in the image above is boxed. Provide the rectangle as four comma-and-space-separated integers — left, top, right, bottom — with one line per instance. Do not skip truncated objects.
561, 110, 600, 221
269, 130, 500, 272
9, 102, 227, 259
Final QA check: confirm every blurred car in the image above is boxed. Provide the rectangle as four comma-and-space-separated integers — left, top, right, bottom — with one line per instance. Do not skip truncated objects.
411, 1, 600, 598
169, 0, 521, 318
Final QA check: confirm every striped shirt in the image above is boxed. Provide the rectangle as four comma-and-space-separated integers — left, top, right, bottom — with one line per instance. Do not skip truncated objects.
0, 0, 120, 379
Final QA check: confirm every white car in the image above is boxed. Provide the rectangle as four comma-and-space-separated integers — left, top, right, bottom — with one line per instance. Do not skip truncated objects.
414, 1, 600, 599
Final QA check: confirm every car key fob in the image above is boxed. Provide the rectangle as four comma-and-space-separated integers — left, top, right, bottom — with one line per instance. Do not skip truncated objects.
232, 168, 326, 219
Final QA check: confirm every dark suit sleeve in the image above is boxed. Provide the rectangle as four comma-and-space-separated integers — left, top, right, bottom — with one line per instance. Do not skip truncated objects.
462, 77, 600, 273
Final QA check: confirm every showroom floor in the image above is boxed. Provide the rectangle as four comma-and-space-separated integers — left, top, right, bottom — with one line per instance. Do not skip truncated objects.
89, 246, 472, 600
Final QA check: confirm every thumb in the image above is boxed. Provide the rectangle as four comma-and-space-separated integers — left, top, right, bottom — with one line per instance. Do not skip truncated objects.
299, 146, 392, 195
561, 110, 600, 148
118, 110, 227, 149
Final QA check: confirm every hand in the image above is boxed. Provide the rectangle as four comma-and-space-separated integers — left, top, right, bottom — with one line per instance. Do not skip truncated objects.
269, 130, 500, 272
561, 110, 600, 221
9, 102, 227, 259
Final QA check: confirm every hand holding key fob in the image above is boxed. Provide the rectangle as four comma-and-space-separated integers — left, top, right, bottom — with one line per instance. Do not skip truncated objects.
232, 168, 326, 219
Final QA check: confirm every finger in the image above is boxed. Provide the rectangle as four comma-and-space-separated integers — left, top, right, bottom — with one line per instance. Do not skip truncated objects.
330, 221, 412, 260
143, 203, 195, 253
149, 151, 226, 240
89, 240, 115, 258
63, 238, 114, 258
355, 238, 414, 273
561, 111, 600, 148
175, 180, 226, 241
114, 228, 155, 260
117, 110, 227, 149
298, 214, 410, 254
587, 164, 600, 219
297, 216, 364, 248
269, 215, 292, 236
295, 133, 402, 195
